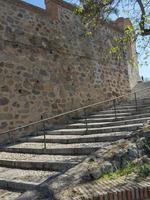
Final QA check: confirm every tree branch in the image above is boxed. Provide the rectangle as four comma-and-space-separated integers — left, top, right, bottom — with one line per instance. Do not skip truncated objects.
137, 0, 150, 36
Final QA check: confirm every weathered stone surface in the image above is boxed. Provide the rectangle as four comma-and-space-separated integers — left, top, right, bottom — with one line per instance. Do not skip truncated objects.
0, 0, 139, 132
101, 161, 113, 173
0, 97, 9, 106
0, 122, 8, 129
128, 144, 139, 159
1, 86, 9, 92
16, 135, 148, 200
143, 120, 150, 132
0, 113, 13, 120
80, 138, 144, 181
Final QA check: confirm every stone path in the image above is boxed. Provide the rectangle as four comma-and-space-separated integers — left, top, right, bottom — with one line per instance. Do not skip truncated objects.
133, 81, 150, 99
0, 167, 55, 183
6, 142, 110, 149
0, 189, 21, 200
0, 92, 150, 198
0, 152, 84, 162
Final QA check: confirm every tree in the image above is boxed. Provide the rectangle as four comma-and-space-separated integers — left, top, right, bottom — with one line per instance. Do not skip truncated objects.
76, 0, 150, 36
76, 0, 150, 67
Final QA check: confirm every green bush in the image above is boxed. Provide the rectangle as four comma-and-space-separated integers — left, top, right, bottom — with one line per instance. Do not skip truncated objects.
143, 137, 150, 156
139, 163, 150, 177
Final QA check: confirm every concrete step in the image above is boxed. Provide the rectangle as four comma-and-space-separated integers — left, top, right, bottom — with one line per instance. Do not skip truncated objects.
87, 112, 132, 118
71, 112, 132, 121
0, 160, 76, 172
77, 116, 125, 123
67, 116, 150, 129
78, 112, 150, 123
21, 131, 150, 144
110, 104, 150, 109
121, 98, 150, 105
96, 108, 136, 114
21, 132, 130, 144
0, 152, 84, 171
135, 97, 150, 101
0, 189, 21, 200
95, 105, 150, 115
0, 178, 38, 192
0, 142, 110, 155
132, 108, 150, 115
47, 123, 143, 135
0, 167, 58, 191
91, 107, 150, 117
78, 116, 125, 123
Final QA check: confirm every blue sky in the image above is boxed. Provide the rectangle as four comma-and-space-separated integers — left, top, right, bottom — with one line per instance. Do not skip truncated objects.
23, 0, 45, 8
23, 0, 150, 79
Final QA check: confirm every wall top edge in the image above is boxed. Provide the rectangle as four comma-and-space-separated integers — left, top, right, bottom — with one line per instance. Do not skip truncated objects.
0, 0, 47, 15
45, 0, 75, 10
1, 0, 127, 33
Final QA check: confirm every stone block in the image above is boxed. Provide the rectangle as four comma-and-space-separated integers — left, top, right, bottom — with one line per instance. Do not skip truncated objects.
0, 113, 13, 120
0, 97, 9, 106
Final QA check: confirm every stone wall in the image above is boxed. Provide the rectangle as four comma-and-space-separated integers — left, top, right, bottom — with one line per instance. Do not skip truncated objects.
115, 17, 140, 88
0, 0, 139, 134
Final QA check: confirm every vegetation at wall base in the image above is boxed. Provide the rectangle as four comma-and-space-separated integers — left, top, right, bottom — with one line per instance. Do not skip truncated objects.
97, 162, 150, 182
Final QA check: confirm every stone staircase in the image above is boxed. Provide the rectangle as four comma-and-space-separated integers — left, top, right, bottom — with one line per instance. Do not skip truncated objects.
133, 81, 150, 98
0, 90, 150, 199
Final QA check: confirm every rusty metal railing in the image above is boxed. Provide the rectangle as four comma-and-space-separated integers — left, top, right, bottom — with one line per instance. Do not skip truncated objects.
0, 86, 150, 148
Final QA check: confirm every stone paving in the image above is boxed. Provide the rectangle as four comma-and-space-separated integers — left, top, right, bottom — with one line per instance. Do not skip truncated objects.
0, 189, 21, 200
79, 112, 150, 122
0, 152, 85, 162
28, 132, 128, 140
133, 81, 150, 99
48, 123, 143, 135
79, 116, 125, 122
90, 112, 132, 117
5, 142, 110, 151
0, 94, 150, 198
0, 167, 57, 183
68, 116, 150, 127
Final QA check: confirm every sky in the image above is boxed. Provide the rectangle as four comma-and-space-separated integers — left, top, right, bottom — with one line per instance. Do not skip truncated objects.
23, 0, 45, 8
23, 0, 150, 79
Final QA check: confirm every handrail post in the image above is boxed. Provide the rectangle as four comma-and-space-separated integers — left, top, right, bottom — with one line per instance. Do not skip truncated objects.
43, 121, 47, 150
8, 131, 11, 144
36, 126, 39, 136
84, 108, 88, 134
113, 99, 117, 120
41, 116, 46, 150
134, 92, 138, 112
1, 86, 150, 137
12, 131, 15, 144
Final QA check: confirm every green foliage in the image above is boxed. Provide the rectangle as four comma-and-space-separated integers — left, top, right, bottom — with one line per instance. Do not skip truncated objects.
143, 137, 150, 156
139, 163, 150, 177
98, 162, 136, 181
75, 0, 119, 31
75, 0, 150, 68
97, 162, 150, 182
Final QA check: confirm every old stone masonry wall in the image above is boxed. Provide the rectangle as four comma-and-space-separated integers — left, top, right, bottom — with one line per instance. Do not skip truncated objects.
0, 0, 139, 132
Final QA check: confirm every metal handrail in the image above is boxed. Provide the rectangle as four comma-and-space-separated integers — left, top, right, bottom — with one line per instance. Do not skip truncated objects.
1, 86, 150, 136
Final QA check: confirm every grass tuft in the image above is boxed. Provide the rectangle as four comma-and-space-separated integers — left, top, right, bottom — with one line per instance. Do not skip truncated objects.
97, 162, 150, 182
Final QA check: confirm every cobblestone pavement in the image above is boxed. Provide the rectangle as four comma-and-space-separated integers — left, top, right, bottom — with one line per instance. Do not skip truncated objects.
1, 82, 150, 199
28, 132, 127, 139
0, 189, 21, 200
0, 152, 85, 162
0, 167, 58, 183
133, 81, 150, 99
7, 142, 110, 149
